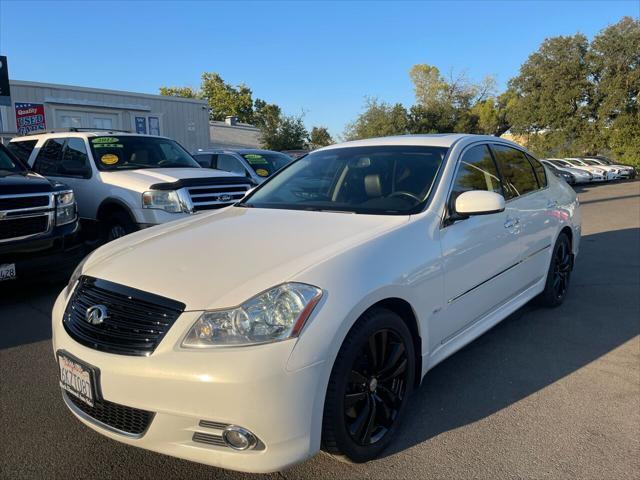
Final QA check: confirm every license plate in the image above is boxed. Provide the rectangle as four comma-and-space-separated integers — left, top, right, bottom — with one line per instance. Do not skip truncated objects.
0, 263, 16, 282
58, 352, 97, 407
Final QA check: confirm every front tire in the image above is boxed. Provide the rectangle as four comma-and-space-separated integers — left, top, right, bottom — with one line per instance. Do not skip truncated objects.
322, 308, 415, 462
104, 211, 137, 242
537, 232, 572, 307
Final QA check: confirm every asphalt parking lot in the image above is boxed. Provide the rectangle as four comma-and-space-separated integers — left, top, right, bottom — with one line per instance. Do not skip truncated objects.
1, 180, 638, 480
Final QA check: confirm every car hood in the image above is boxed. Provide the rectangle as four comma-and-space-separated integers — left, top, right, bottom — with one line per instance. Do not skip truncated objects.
98, 168, 242, 192
82, 207, 408, 310
0, 170, 55, 194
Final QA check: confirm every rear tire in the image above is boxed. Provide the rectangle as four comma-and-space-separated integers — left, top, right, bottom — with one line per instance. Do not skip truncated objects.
104, 211, 137, 242
322, 308, 415, 462
537, 232, 572, 307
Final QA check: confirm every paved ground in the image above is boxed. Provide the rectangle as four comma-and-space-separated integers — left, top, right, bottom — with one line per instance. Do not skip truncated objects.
1, 180, 639, 480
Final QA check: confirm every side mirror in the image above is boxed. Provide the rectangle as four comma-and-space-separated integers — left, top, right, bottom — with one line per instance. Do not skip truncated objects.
455, 190, 505, 216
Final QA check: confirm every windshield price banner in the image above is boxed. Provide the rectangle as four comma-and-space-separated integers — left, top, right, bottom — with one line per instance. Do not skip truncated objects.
15, 103, 47, 135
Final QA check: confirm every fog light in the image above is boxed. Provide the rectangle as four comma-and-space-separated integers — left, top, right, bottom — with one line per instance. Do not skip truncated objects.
222, 426, 257, 451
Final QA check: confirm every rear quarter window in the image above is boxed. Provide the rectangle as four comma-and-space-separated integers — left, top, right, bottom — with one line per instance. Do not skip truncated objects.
527, 154, 547, 187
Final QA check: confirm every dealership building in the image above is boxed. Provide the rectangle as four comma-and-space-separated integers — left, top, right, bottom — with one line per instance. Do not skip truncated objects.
0, 80, 253, 152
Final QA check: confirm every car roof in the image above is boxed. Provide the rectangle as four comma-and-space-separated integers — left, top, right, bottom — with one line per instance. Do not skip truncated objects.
194, 148, 286, 155
11, 131, 172, 141
314, 134, 524, 152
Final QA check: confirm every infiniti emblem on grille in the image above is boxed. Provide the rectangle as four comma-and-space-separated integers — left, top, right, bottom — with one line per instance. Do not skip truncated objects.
0, 212, 6, 220
217, 194, 232, 202
85, 305, 109, 325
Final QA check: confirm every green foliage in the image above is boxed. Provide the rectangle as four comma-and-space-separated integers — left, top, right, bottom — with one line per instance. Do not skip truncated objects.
309, 126, 333, 148
158, 86, 199, 98
258, 110, 309, 151
160, 72, 256, 123
507, 17, 640, 165
344, 98, 408, 140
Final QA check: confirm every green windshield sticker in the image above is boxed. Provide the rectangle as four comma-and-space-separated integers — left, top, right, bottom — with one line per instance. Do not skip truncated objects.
92, 137, 120, 144
244, 154, 268, 164
93, 143, 123, 148
255, 168, 269, 177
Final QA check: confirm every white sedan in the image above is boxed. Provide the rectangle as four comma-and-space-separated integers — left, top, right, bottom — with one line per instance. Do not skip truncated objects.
52, 134, 581, 473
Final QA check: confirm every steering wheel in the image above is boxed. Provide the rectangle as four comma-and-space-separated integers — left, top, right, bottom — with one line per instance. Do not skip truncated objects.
388, 191, 421, 202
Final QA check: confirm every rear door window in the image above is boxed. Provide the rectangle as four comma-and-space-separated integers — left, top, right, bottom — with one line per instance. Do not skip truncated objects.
491, 144, 539, 199
33, 138, 65, 176
61, 138, 91, 177
7, 140, 37, 164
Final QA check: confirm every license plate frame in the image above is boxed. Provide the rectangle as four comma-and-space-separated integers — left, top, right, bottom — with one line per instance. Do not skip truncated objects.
57, 350, 101, 407
0, 263, 16, 282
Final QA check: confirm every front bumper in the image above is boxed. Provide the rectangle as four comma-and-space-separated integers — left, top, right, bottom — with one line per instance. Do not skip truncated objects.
51, 290, 325, 473
0, 222, 83, 281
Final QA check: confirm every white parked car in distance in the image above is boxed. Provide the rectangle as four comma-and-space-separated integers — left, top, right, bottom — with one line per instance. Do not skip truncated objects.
540, 159, 592, 184
52, 134, 581, 473
8, 130, 253, 241
565, 158, 616, 180
547, 158, 606, 181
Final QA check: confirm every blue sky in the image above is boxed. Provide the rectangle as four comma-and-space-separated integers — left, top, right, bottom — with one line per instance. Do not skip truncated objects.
1, 1, 637, 137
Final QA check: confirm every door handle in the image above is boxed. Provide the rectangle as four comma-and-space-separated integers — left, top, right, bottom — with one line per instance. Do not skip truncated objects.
547, 200, 558, 209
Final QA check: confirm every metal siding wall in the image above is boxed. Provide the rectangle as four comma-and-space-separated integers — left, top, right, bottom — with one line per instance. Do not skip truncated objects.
6, 82, 209, 151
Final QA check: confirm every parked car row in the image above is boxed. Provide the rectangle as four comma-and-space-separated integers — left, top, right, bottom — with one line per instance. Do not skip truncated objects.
541, 157, 636, 185
1, 128, 291, 283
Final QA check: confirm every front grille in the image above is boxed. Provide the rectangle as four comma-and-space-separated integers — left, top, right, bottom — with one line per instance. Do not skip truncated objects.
63, 276, 186, 356
187, 180, 252, 212
0, 214, 49, 240
65, 392, 154, 436
0, 194, 50, 211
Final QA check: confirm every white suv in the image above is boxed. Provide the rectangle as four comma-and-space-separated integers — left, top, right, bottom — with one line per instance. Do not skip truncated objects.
8, 130, 253, 240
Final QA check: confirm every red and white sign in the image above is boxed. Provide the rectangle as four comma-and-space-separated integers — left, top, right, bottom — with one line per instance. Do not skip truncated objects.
15, 102, 46, 135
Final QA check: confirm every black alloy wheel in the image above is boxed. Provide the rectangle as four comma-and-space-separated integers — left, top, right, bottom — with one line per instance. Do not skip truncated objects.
552, 238, 572, 301
322, 308, 415, 462
345, 329, 409, 446
537, 232, 572, 307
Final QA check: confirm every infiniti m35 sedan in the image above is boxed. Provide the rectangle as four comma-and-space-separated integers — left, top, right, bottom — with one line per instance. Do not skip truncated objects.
52, 134, 581, 473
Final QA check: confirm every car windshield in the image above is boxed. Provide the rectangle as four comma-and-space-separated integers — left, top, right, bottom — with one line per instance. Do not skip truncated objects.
566, 159, 584, 166
583, 159, 600, 166
240, 145, 448, 215
0, 144, 27, 174
240, 152, 293, 178
88, 136, 200, 171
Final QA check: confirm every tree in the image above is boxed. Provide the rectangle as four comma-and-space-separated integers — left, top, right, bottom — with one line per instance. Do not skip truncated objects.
309, 127, 333, 148
344, 98, 408, 140
258, 108, 309, 151
588, 17, 640, 163
506, 34, 592, 154
160, 72, 256, 123
158, 86, 199, 98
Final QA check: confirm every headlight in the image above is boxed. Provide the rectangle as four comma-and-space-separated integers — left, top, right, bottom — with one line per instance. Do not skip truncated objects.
182, 283, 323, 347
66, 254, 90, 296
142, 190, 183, 213
55, 190, 77, 226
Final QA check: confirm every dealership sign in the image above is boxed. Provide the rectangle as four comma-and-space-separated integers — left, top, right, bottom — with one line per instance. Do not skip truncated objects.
15, 103, 47, 135
0, 56, 10, 107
